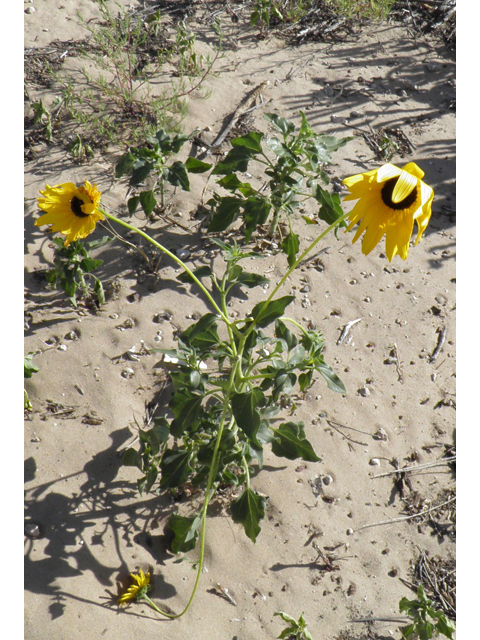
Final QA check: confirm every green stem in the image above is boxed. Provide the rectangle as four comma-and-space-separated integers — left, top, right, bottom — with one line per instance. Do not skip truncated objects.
99, 208, 228, 323
244, 210, 350, 342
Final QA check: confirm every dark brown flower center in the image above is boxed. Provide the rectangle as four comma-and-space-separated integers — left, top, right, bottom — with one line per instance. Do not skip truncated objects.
70, 195, 89, 218
381, 177, 418, 211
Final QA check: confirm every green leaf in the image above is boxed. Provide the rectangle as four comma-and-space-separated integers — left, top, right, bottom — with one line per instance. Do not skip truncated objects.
208, 197, 244, 233
165, 161, 190, 191
160, 449, 193, 488
231, 131, 264, 153
266, 136, 288, 157
274, 320, 298, 351
264, 113, 295, 136
271, 422, 320, 462
167, 514, 202, 553
216, 174, 249, 193
243, 197, 271, 242
231, 488, 267, 543
280, 231, 299, 268
314, 186, 345, 226
231, 389, 265, 447
212, 146, 257, 175
181, 313, 220, 350
86, 236, 113, 250
400, 623, 416, 639
298, 370, 313, 392
434, 615, 455, 639
130, 161, 154, 186
249, 296, 295, 329
80, 257, 103, 272
123, 447, 143, 470
316, 361, 345, 394
185, 156, 212, 173
234, 271, 270, 289
115, 151, 137, 179
169, 390, 203, 437
24, 353, 39, 379
127, 195, 140, 214
93, 278, 105, 305
139, 189, 157, 217
272, 370, 296, 401
177, 265, 213, 284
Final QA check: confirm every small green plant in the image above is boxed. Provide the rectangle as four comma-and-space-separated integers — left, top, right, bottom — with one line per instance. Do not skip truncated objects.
115, 129, 211, 215
399, 585, 456, 640
24, 352, 39, 411
274, 611, 313, 640
327, 0, 396, 21
250, 0, 285, 34
45, 237, 110, 307
205, 112, 353, 265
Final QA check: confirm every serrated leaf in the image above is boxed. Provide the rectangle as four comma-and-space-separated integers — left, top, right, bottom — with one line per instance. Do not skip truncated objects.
250, 296, 295, 329
167, 514, 202, 553
271, 422, 320, 462
231, 488, 266, 543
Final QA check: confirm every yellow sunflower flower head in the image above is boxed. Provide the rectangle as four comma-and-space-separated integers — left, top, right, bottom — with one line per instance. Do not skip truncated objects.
118, 569, 151, 606
35, 180, 104, 246
343, 162, 434, 261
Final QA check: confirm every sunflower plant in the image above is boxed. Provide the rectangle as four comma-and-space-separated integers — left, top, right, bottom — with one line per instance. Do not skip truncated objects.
33, 125, 434, 618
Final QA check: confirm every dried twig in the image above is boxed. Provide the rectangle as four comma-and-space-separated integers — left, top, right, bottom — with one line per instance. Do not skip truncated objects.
430, 326, 447, 363
372, 457, 456, 478
325, 420, 370, 446
353, 496, 456, 533
337, 318, 362, 345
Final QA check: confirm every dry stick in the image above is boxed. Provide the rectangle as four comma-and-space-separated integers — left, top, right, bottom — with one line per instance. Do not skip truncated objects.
352, 496, 456, 534
326, 420, 369, 447
372, 457, 456, 478
430, 326, 447, 363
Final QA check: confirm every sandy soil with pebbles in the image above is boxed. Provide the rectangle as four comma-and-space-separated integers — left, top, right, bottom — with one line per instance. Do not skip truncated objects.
24, 2, 455, 639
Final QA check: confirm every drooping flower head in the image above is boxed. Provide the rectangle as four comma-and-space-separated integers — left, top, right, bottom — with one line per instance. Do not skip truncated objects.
118, 569, 151, 606
343, 162, 434, 261
35, 180, 104, 246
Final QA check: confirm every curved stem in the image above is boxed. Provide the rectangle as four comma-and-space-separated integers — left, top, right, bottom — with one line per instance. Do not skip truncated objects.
99, 208, 228, 323
244, 211, 350, 342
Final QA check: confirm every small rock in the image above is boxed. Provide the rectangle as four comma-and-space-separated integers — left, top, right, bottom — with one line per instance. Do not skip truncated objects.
358, 386, 370, 397
346, 528, 354, 536
323, 474, 333, 486
300, 285, 310, 293
109, 313, 119, 319
373, 428, 388, 441
64, 331, 78, 341
121, 368, 135, 379
153, 311, 173, 323
30, 434, 41, 443
25, 6, 36, 14
176, 248, 190, 260
57, 344, 67, 351
25, 522, 41, 538
370, 458, 380, 466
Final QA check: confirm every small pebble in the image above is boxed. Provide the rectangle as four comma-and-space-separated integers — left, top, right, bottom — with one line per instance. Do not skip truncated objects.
121, 368, 135, 379
177, 248, 190, 260
323, 474, 333, 486
25, 6, 36, 14
109, 313, 119, 319
358, 386, 370, 397
25, 523, 41, 538
57, 344, 67, 351
370, 458, 380, 466
346, 528, 354, 536
373, 428, 388, 441
30, 434, 41, 443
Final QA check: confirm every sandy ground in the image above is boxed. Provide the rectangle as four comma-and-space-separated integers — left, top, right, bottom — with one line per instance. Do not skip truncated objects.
24, 2, 456, 639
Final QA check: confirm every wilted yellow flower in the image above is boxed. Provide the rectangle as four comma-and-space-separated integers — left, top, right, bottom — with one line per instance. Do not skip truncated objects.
343, 162, 434, 261
35, 180, 104, 246
118, 569, 151, 605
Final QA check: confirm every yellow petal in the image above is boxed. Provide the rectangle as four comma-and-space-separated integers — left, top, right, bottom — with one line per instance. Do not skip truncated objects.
402, 162, 425, 180
385, 211, 414, 261
376, 163, 401, 183
391, 170, 417, 204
